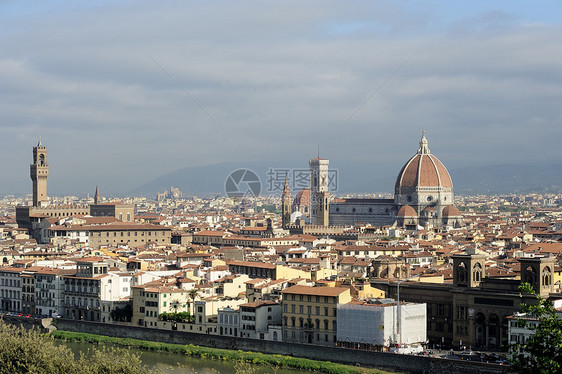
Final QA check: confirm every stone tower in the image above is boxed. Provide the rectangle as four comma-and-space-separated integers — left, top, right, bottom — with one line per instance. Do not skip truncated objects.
452, 250, 486, 288
519, 257, 555, 297
281, 177, 291, 229
30, 139, 49, 207
94, 185, 101, 204
309, 157, 329, 226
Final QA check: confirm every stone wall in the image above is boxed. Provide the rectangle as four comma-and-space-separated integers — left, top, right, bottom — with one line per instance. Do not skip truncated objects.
3, 316, 55, 333
55, 319, 510, 374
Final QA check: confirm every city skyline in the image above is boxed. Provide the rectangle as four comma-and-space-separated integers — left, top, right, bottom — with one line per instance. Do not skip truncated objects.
1, 1, 561, 195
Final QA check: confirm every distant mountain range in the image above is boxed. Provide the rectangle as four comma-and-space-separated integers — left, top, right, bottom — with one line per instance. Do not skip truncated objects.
450, 163, 562, 195
131, 160, 562, 197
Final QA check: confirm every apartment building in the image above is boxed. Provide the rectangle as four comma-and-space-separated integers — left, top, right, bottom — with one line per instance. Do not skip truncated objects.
282, 285, 351, 346
131, 285, 190, 328
0, 267, 22, 312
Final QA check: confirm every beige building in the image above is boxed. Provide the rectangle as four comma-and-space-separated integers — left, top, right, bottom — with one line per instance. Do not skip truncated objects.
90, 202, 134, 222
131, 285, 190, 328
282, 285, 351, 346
50, 222, 171, 248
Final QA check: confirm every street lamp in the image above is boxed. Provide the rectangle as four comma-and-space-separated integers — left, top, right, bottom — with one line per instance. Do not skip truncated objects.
395, 273, 419, 347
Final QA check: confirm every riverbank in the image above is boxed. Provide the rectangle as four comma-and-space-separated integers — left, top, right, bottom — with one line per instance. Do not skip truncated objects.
50, 330, 396, 374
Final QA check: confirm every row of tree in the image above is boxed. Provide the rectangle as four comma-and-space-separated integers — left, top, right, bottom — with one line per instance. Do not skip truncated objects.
158, 311, 194, 323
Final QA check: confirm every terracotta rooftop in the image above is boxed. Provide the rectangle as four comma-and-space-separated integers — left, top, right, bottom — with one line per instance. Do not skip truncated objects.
282, 285, 349, 297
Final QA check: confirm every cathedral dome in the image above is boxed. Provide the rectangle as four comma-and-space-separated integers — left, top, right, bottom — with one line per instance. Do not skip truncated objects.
397, 204, 417, 217
442, 205, 462, 217
395, 132, 452, 189
293, 188, 310, 207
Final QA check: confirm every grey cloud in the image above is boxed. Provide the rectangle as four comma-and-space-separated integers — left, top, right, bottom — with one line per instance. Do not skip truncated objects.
0, 1, 561, 195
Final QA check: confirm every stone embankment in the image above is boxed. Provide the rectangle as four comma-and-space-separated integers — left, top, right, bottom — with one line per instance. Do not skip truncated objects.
48, 319, 511, 374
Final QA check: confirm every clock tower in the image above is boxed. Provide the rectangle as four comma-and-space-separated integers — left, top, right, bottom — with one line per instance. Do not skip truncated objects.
30, 139, 49, 207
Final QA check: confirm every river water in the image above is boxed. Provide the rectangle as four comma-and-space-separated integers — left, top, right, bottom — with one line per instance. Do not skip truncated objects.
65, 341, 302, 374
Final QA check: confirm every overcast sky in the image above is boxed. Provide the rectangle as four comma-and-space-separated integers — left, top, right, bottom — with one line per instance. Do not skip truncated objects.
1, 1, 561, 196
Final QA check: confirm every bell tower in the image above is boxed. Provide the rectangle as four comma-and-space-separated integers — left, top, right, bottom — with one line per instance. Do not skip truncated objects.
30, 139, 49, 207
309, 156, 330, 226
452, 249, 486, 288
281, 177, 291, 229
519, 257, 555, 297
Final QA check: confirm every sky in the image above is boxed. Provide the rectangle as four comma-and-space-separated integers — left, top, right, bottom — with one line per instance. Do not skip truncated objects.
1, 1, 561, 196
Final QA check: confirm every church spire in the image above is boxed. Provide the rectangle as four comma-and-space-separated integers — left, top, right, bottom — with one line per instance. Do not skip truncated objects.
418, 130, 430, 155
282, 176, 291, 229
283, 176, 289, 194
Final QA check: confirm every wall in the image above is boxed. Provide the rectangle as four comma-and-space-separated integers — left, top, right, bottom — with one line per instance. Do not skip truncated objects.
55, 319, 509, 374
3, 316, 55, 333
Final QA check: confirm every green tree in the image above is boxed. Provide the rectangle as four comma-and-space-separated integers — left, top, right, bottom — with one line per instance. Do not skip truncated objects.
109, 303, 133, 322
510, 282, 562, 374
188, 288, 199, 318
0, 319, 152, 374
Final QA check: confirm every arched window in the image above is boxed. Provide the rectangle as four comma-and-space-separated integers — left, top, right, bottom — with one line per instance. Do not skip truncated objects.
525, 266, 538, 287
542, 266, 552, 287
472, 263, 482, 282
457, 262, 467, 282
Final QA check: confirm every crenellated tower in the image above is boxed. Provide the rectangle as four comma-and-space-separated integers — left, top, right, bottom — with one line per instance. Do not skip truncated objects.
30, 139, 49, 207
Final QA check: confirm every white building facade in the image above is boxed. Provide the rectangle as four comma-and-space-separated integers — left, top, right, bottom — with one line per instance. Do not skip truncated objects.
337, 302, 427, 348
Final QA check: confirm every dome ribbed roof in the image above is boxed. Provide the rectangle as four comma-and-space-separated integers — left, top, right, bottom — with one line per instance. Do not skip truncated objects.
293, 188, 310, 206
397, 204, 417, 217
442, 205, 461, 217
395, 132, 452, 189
